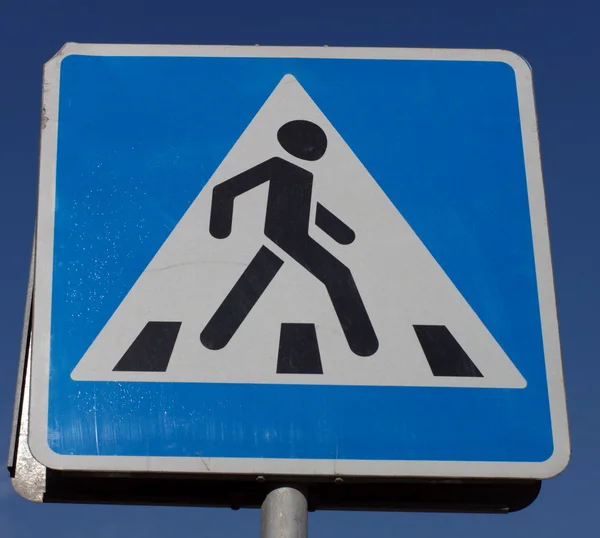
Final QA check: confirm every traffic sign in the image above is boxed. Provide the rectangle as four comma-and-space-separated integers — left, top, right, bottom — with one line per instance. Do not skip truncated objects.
28, 43, 569, 481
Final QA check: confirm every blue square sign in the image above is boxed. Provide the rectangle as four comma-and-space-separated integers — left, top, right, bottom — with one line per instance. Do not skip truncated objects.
29, 44, 569, 479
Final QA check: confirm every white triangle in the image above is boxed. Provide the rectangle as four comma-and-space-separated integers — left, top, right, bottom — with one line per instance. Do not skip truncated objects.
71, 74, 526, 389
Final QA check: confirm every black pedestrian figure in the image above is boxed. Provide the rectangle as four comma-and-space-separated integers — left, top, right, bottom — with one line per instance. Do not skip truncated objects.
200, 120, 379, 357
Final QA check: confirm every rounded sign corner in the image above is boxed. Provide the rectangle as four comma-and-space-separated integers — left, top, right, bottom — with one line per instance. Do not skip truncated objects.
537, 435, 571, 479
10, 476, 42, 504
27, 424, 70, 472
492, 49, 533, 80
44, 42, 80, 70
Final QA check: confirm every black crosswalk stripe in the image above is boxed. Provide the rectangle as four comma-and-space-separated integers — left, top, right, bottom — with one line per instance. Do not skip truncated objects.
413, 325, 483, 378
276, 323, 324, 374
113, 321, 182, 372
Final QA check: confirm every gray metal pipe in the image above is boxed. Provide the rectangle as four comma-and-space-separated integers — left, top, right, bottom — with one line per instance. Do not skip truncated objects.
260, 486, 308, 538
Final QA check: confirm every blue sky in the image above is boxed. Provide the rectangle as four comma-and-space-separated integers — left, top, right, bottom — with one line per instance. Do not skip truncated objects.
1, 1, 598, 537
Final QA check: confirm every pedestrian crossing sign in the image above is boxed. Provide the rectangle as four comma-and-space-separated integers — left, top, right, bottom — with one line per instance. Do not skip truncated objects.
29, 44, 569, 480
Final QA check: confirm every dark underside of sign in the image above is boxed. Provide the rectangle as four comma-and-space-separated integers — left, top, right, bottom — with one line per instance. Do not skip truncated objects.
41, 472, 541, 513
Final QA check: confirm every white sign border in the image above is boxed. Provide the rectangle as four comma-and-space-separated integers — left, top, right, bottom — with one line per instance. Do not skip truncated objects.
29, 43, 570, 479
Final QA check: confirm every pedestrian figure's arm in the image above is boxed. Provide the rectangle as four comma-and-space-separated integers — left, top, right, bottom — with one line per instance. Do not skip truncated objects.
315, 203, 355, 245
209, 161, 272, 239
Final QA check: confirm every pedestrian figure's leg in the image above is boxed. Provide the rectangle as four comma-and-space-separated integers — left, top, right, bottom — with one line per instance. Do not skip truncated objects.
200, 246, 284, 350
325, 265, 379, 357
297, 240, 379, 357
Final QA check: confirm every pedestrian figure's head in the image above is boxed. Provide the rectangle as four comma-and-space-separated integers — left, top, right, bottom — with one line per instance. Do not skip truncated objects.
277, 120, 327, 161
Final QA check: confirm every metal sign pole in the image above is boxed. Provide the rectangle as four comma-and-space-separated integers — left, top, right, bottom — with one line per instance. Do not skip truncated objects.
261, 486, 308, 538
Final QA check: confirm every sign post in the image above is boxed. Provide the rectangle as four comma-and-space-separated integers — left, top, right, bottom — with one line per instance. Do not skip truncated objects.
262, 486, 308, 538
10, 44, 568, 521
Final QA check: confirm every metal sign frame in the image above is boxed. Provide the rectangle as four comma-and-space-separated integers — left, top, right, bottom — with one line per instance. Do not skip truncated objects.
11, 45, 568, 510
